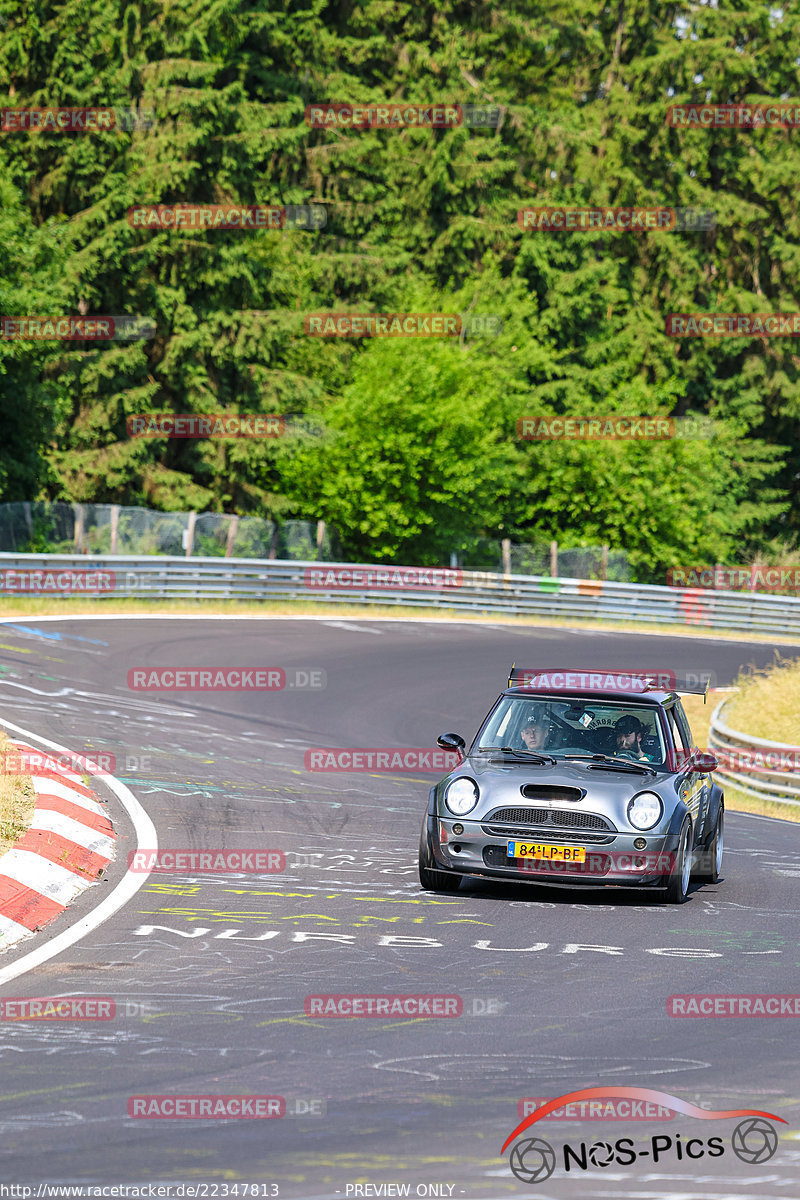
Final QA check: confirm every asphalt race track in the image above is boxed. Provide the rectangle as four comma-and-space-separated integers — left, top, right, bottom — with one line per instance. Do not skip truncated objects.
1, 616, 799, 1199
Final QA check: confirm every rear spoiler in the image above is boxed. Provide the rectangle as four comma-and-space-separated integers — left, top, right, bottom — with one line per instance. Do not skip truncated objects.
507, 665, 711, 703
673, 679, 711, 703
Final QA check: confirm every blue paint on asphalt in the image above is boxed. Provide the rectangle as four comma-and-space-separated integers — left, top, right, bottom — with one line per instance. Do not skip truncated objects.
4, 623, 108, 645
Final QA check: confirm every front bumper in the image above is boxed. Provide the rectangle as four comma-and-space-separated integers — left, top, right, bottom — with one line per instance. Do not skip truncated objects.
429, 814, 680, 887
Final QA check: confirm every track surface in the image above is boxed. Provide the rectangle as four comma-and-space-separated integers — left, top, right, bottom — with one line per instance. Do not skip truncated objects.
0, 617, 799, 1198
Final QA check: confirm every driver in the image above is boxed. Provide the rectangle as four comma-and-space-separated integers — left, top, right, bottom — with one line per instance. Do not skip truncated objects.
521, 717, 551, 752
613, 714, 650, 761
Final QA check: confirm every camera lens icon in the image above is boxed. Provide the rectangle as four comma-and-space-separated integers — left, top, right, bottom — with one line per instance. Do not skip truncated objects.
588, 1139, 615, 1167
731, 1117, 778, 1164
508, 1137, 556, 1184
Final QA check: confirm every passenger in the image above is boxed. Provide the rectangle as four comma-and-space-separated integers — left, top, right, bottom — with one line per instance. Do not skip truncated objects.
613, 714, 650, 761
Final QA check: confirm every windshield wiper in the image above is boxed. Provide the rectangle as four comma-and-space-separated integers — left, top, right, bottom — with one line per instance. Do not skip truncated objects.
477, 745, 557, 765
560, 753, 656, 776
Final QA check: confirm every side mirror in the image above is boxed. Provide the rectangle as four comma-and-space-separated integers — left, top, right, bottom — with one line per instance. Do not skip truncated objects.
437, 732, 466, 762
694, 751, 718, 774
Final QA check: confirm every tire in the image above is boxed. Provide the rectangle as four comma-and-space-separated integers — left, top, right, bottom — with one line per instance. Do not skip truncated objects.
419, 861, 463, 892
418, 816, 462, 892
665, 820, 692, 904
697, 804, 723, 884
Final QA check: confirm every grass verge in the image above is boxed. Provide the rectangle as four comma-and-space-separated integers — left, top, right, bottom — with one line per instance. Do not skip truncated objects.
0, 731, 36, 856
723, 656, 800, 744
682, 672, 800, 824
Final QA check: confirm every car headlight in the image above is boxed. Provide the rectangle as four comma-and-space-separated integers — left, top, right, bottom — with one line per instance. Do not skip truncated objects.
627, 791, 663, 831
445, 777, 479, 816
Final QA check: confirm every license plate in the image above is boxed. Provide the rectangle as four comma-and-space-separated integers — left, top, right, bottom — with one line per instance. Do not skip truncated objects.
507, 841, 586, 863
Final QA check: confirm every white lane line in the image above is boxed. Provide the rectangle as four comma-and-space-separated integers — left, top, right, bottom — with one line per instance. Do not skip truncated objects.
28, 776, 107, 816
0, 716, 156, 986
29, 809, 116, 857
0, 849, 94, 904
321, 621, 383, 634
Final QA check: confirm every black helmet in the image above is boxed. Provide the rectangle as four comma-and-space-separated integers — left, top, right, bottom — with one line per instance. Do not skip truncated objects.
615, 714, 644, 735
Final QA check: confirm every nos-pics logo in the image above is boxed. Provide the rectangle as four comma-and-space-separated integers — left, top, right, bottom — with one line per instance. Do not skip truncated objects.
502, 1087, 783, 1184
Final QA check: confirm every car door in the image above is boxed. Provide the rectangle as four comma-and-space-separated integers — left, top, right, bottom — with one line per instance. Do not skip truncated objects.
667, 703, 703, 835
674, 698, 712, 840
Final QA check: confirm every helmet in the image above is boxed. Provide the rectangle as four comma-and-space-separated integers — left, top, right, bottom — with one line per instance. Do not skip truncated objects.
614, 714, 645, 735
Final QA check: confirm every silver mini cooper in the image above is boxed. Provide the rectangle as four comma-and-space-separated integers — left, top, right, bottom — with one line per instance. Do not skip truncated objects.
418, 668, 723, 904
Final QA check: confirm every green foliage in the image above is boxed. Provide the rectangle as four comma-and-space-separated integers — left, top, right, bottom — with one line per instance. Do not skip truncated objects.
285, 336, 514, 563
0, 0, 798, 580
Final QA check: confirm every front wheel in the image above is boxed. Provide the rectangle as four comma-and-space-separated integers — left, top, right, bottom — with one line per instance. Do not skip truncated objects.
418, 816, 462, 892
697, 805, 724, 883
419, 861, 463, 892
665, 820, 692, 904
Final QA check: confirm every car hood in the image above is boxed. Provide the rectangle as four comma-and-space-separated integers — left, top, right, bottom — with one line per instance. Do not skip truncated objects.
443, 757, 673, 829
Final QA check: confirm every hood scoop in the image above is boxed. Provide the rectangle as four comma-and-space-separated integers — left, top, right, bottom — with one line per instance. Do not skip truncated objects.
520, 784, 584, 803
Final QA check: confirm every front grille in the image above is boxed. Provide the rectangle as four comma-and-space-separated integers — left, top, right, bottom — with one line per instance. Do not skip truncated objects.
520, 784, 584, 803
486, 808, 612, 830
489, 806, 549, 825
483, 826, 614, 844
481, 807, 617, 845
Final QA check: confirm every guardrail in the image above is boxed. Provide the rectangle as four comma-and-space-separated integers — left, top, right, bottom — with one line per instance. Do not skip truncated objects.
709, 695, 800, 806
1, 553, 800, 637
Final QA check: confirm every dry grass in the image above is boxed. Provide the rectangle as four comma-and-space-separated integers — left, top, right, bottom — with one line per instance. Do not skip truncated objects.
681, 681, 800, 824
725, 657, 800, 744
0, 732, 36, 856
714, 787, 800, 823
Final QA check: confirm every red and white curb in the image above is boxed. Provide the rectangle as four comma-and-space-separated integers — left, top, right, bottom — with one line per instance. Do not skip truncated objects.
0, 742, 116, 953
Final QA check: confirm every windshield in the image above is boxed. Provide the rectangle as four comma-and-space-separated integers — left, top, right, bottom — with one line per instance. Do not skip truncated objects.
475, 697, 667, 767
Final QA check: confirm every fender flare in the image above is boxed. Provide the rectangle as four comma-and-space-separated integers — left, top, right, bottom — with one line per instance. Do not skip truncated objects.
419, 786, 451, 871
665, 796, 692, 843
702, 782, 724, 847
